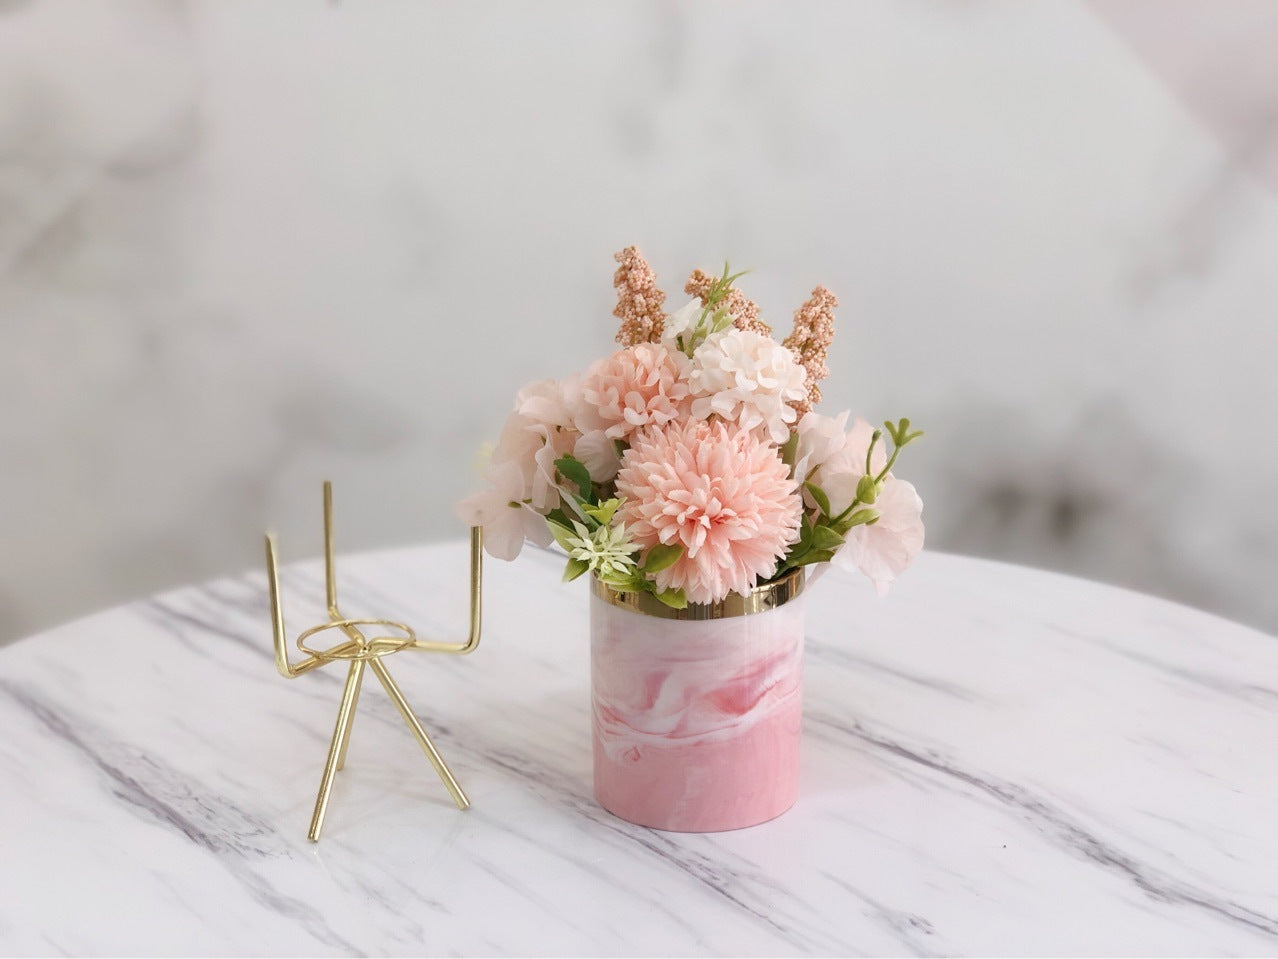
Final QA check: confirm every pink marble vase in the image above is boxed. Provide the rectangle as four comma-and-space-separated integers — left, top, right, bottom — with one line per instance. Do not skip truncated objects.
589, 570, 805, 832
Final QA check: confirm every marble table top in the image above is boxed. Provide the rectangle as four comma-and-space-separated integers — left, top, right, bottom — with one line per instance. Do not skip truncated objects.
1, 542, 1276, 956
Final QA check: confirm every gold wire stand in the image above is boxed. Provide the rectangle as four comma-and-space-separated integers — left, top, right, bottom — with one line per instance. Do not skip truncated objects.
265, 482, 482, 841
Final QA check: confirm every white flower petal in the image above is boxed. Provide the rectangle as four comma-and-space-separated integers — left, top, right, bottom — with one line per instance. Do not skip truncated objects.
688, 329, 807, 446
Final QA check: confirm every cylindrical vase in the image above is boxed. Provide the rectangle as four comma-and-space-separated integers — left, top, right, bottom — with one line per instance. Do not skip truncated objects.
589, 568, 805, 832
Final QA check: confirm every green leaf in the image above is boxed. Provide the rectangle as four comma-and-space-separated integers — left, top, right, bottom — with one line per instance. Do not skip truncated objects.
798, 513, 814, 551
810, 525, 846, 551
779, 431, 799, 471
562, 558, 590, 582
560, 493, 590, 523
599, 573, 637, 591
777, 533, 810, 572
793, 548, 837, 568
884, 417, 924, 448
583, 497, 623, 526
652, 588, 688, 609
546, 519, 578, 552
598, 566, 648, 592
643, 543, 683, 574
554, 455, 596, 504
805, 482, 832, 518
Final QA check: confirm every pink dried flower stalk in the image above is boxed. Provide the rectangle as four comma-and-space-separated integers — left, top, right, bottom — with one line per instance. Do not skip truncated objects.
782, 286, 838, 413
613, 246, 667, 346
684, 268, 771, 336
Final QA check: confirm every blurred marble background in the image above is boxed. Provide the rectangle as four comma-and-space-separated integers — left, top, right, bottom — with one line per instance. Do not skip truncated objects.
2, 0, 1277, 645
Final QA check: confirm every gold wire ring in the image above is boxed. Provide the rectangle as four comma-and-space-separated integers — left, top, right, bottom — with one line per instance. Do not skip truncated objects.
296, 618, 418, 662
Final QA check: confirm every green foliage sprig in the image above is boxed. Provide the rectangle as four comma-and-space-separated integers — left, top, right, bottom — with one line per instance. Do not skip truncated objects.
545, 454, 689, 608
674, 263, 749, 358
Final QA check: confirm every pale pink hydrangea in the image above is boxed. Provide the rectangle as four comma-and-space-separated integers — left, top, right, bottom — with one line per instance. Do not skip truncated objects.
615, 420, 802, 604
515, 375, 580, 430
522, 374, 624, 482
573, 428, 622, 482
576, 343, 692, 441
792, 410, 853, 501
816, 417, 925, 595
454, 459, 552, 561
836, 477, 924, 596
688, 329, 808, 445
816, 417, 885, 516
456, 378, 579, 560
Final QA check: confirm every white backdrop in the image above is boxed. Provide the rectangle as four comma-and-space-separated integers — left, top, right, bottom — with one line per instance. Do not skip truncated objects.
3, 0, 1277, 643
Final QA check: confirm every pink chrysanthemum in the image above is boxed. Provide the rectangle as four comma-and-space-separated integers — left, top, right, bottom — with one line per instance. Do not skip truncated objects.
615, 420, 802, 604
577, 343, 692, 440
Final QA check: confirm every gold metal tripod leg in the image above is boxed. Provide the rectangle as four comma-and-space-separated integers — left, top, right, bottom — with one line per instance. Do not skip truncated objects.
308, 658, 367, 842
368, 657, 470, 810
335, 665, 364, 771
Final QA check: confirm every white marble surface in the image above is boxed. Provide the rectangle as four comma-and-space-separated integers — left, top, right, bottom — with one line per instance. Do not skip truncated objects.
1, 541, 1276, 956
3, 1, 1278, 646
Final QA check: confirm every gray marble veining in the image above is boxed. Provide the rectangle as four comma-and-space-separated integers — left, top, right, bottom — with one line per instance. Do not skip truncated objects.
0, 543, 1275, 955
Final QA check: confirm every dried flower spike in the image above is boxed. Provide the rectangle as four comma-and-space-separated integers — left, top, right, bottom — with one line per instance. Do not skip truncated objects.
613, 246, 667, 346
684, 268, 772, 337
783, 286, 838, 413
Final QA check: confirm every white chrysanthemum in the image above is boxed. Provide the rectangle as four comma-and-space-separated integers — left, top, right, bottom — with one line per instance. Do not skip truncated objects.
688, 329, 808, 445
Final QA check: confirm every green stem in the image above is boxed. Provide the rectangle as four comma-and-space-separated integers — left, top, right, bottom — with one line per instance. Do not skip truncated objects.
876, 443, 902, 483
830, 494, 867, 528
864, 430, 881, 477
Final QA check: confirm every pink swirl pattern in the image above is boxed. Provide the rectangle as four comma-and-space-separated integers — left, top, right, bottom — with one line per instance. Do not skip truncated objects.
590, 594, 804, 832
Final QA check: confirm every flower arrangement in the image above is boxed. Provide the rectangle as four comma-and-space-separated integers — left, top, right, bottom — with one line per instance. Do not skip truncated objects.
457, 247, 925, 608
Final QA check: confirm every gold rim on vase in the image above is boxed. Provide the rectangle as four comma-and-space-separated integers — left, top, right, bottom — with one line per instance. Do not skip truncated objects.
590, 567, 806, 621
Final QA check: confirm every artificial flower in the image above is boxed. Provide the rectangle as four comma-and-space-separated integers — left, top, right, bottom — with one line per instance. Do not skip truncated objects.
574, 429, 622, 482
515, 376, 581, 431
834, 477, 924, 595
688, 329, 808, 445
488, 406, 575, 515
563, 520, 639, 579
615, 419, 802, 604
792, 409, 853, 501
808, 417, 881, 515
456, 246, 924, 599
816, 417, 924, 593
460, 381, 579, 557
659, 299, 702, 350
455, 461, 554, 561
576, 342, 692, 441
